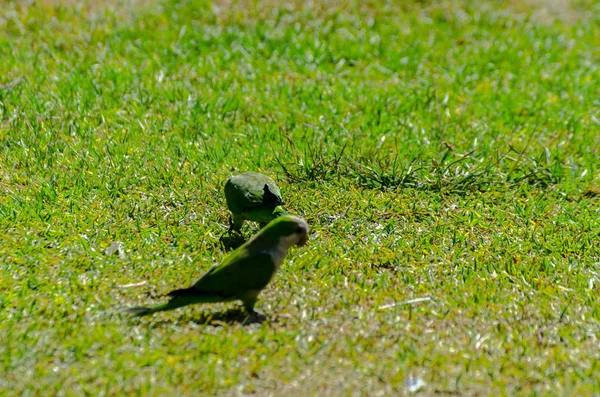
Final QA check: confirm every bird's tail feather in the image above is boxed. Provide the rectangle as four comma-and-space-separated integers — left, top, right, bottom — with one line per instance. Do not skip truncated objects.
167, 287, 197, 297
125, 296, 198, 317
126, 288, 230, 317
168, 287, 234, 301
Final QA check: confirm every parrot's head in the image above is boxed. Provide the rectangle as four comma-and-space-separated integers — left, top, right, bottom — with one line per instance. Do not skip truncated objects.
261, 215, 310, 249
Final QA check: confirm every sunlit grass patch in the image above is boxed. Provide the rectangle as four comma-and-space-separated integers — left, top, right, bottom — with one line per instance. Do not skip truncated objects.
1, 0, 599, 394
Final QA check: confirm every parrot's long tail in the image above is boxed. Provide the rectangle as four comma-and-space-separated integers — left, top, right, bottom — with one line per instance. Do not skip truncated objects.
126, 287, 229, 317
125, 302, 176, 317
125, 294, 200, 317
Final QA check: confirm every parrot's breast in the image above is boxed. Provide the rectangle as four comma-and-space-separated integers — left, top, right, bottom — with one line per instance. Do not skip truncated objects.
268, 237, 298, 270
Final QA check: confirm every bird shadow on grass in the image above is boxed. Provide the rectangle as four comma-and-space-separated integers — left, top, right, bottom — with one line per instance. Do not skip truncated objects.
218, 233, 247, 252
191, 307, 267, 326
143, 307, 267, 329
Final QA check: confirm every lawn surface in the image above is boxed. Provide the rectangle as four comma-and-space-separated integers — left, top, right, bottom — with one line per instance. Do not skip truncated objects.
1, 0, 599, 395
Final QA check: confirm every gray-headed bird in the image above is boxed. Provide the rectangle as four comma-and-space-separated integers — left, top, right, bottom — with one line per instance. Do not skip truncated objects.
126, 215, 309, 317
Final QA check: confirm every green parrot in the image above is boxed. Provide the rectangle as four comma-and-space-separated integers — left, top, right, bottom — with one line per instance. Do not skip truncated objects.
224, 172, 287, 234
126, 215, 309, 317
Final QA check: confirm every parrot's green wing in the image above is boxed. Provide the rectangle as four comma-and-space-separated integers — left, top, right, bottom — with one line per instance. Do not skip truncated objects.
188, 250, 276, 296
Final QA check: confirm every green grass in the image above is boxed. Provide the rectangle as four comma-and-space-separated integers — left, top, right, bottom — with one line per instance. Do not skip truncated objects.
1, 0, 600, 394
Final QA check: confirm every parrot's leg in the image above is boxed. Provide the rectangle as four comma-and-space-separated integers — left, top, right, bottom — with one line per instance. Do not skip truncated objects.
227, 215, 234, 232
229, 213, 245, 234
239, 289, 264, 318
221, 214, 246, 251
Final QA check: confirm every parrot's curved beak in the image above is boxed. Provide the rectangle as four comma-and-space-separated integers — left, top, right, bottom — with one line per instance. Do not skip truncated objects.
297, 233, 308, 247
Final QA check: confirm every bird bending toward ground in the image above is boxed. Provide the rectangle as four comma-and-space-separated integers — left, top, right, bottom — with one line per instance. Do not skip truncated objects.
224, 172, 287, 234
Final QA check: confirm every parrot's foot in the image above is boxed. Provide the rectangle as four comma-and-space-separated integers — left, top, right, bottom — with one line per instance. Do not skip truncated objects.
243, 309, 266, 324
229, 214, 245, 235
248, 308, 264, 316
